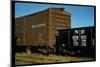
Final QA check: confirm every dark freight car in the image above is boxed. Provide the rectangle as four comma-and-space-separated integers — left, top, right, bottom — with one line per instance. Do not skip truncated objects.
56, 26, 95, 58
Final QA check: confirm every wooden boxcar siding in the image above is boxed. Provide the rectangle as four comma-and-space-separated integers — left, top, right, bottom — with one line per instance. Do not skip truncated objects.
26, 10, 49, 46
15, 10, 49, 46
15, 8, 71, 48
15, 17, 25, 45
49, 8, 71, 47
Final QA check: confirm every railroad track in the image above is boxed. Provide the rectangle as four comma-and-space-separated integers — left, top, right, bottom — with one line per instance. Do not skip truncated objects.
15, 53, 94, 65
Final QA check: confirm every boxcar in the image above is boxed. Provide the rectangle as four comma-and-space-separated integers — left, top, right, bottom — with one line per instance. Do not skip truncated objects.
15, 8, 71, 55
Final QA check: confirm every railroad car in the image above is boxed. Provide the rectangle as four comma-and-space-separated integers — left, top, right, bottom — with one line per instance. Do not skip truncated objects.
56, 26, 95, 58
15, 8, 71, 54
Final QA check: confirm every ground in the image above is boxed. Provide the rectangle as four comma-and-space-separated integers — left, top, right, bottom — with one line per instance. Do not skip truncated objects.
15, 53, 94, 65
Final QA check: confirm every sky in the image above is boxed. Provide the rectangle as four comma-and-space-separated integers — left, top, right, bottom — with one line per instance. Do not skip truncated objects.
15, 2, 95, 28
